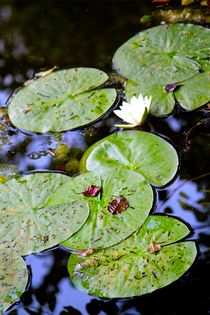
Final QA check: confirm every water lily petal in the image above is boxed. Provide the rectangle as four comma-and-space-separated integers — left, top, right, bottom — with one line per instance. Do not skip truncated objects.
114, 94, 152, 126
114, 109, 138, 125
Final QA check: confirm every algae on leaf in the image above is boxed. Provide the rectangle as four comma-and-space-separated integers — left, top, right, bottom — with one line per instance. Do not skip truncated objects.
113, 23, 210, 116
0, 245, 28, 313
61, 168, 153, 250
68, 215, 197, 298
113, 24, 209, 85
0, 170, 153, 254
175, 65, 210, 110
125, 80, 175, 116
8, 68, 117, 133
80, 130, 179, 187
0, 172, 91, 255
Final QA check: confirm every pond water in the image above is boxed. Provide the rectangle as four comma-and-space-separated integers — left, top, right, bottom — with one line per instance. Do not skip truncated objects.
1, 1, 210, 314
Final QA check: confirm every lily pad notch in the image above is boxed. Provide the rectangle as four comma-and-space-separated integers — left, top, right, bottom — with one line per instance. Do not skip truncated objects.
7, 68, 117, 133
113, 24, 210, 116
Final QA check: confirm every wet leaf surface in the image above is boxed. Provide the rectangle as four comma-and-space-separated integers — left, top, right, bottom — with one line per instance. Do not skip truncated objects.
113, 24, 209, 85
80, 130, 179, 186
68, 215, 197, 298
175, 64, 210, 110
8, 68, 117, 132
62, 169, 153, 250
0, 245, 28, 313
125, 80, 175, 116
0, 172, 91, 255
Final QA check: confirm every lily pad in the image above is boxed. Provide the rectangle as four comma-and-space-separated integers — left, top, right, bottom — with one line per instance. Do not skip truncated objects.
125, 80, 175, 116
113, 24, 209, 85
80, 131, 179, 187
61, 168, 153, 250
68, 215, 197, 298
7, 68, 117, 133
0, 173, 90, 255
0, 245, 28, 313
175, 65, 210, 110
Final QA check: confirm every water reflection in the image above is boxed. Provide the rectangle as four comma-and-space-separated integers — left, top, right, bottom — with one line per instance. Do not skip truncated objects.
0, 90, 10, 105
1, 0, 210, 314
158, 175, 210, 229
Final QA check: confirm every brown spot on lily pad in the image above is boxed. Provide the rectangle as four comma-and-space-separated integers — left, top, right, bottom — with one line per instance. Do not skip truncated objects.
81, 185, 101, 197
147, 241, 161, 253
108, 195, 129, 214
77, 248, 96, 257
42, 235, 49, 243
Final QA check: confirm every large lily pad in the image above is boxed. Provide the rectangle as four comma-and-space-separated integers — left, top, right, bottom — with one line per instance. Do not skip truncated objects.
175, 65, 210, 110
0, 173, 90, 255
80, 131, 179, 187
113, 24, 209, 85
61, 168, 153, 250
7, 68, 117, 133
125, 80, 175, 116
68, 215, 197, 298
0, 245, 28, 313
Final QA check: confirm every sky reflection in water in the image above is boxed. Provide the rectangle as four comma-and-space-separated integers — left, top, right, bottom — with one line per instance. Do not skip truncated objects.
1, 1, 210, 314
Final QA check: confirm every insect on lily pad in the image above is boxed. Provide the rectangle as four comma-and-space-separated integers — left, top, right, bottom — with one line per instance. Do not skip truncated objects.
61, 168, 153, 250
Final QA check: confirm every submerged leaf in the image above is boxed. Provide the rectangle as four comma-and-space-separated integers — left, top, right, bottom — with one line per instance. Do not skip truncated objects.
8, 68, 116, 132
0, 245, 28, 313
68, 215, 197, 298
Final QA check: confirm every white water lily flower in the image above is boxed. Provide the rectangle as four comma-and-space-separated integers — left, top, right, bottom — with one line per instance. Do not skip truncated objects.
114, 94, 152, 128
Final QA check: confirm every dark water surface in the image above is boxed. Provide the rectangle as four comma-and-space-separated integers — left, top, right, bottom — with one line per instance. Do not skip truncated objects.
0, 1, 210, 314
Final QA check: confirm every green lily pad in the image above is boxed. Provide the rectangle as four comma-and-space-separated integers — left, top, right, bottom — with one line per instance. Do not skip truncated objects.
61, 168, 153, 250
175, 66, 210, 111
80, 131, 179, 187
0, 245, 28, 313
68, 215, 197, 298
0, 173, 90, 255
113, 24, 209, 85
7, 68, 117, 133
125, 80, 175, 116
